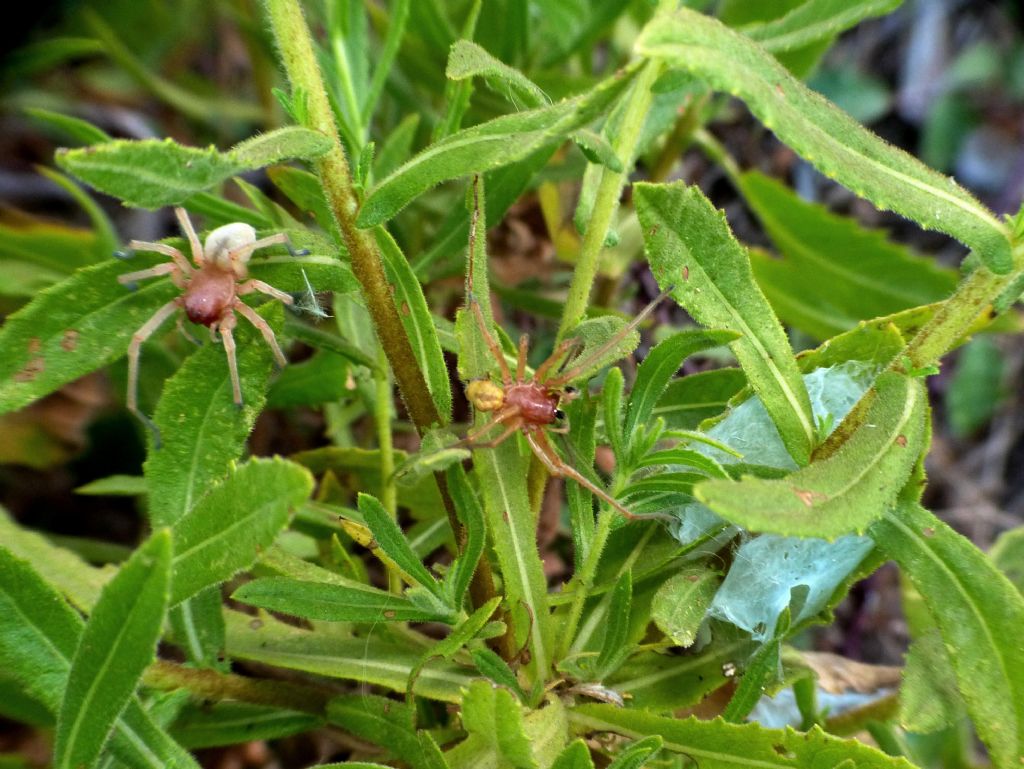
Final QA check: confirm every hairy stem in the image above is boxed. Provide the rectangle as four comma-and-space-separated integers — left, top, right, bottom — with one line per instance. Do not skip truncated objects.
262, 0, 440, 436
261, 0, 502, 609
143, 659, 331, 716
898, 258, 1021, 371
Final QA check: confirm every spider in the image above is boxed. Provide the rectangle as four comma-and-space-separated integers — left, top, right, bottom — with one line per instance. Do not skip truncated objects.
462, 285, 670, 520
117, 207, 297, 439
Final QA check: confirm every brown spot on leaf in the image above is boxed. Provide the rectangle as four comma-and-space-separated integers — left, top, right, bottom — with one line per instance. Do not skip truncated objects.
15, 357, 45, 382
61, 329, 79, 352
922, 527, 935, 538
401, 301, 410, 316
27, 337, 41, 354
249, 619, 264, 630
384, 609, 397, 619
895, 434, 907, 447
682, 265, 689, 281
794, 487, 825, 507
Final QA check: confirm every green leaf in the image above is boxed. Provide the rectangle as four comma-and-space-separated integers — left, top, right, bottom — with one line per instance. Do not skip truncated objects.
327, 695, 428, 768
722, 623, 785, 723
359, 492, 443, 597
740, 171, 958, 340
444, 465, 486, 608
461, 680, 537, 768
446, 39, 547, 108
0, 507, 112, 613
624, 330, 738, 460
169, 701, 322, 748
75, 475, 147, 496
571, 129, 623, 172
232, 577, 453, 623
571, 705, 916, 768
24, 107, 112, 145
603, 366, 626, 465
376, 228, 452, 420
54, 531, 172, 769
230, 126, 332, 167
744, 0, 903, 53
636, 182, 815, 465
899, 628, 965, 734
357, 65, 637, 226
471, 647, 527, 700
636, 9, 1013, 273
697, 372, 927, 539
474, 439, 553, 678
594, 571, 632, 679
0, 257, 178, 415
551, 740, 595, 769
170, 457, 312, 605
991, 526, 1024, 596
0, 547, 199, 769
57, 130, 332, 209
653, 369, 747, 431
224, 612, 472, 702
651, 567, 721, 647
146, 302, 281, 527
871, 502, 1024, 769
946, 337, 1005, 436
606, 735, 662, 769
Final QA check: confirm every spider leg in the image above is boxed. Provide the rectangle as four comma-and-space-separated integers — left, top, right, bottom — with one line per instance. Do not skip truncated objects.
466, 422, 521, 450
468, 296, 513, 386
176, 316, 201, 346
127, 240, 194, 276
228, 233, 289, 264
234, 300, 288, 368
174, 207, 204, 266
218, 311, 243, 406
237, 279, 295, 305
546, 286, 673, 388
126, 299, 180, 447
118, 262, 180, 290
524, 428, 642, 520
533, 338, 581, 383
516, 334, 529, 381
458, 406, 522, 446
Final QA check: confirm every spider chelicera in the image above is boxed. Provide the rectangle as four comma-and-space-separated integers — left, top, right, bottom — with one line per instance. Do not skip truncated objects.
117, 207, 297, 438
462, 285, 670, 519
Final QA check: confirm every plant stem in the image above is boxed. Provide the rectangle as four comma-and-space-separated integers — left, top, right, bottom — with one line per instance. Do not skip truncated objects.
556, 58, 662, 341
557, 506, 615, 661
261, 0, 440, 437
261, 0, 501, 609
143, 659, 331, 716
899, 258, 1021, 371
374, 345, 401, 593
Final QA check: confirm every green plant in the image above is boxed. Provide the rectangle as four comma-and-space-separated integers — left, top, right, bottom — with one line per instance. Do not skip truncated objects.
1, 1, 1023, 768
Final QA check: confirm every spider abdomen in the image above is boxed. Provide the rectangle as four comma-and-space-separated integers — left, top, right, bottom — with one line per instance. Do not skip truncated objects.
505, 382, 559, 424
184, 265, 236, 326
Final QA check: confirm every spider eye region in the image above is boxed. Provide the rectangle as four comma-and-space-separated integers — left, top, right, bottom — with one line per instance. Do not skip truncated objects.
467, 379, 505, 412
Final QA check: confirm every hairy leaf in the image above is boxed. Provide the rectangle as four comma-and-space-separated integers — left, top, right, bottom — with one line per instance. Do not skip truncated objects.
57, 129, 331, 209
0, 547, 199, 769
636, 182, 815, 465
170, 457, 312, 605
651, 567, 721, 648
461, 680, 537, 768
636, 9, 1012, 272
446, 39, 547, 108
233, 577, 453, 623
741, 171, 957, 340
359, 492, 444, 597
745, 0, 903, 53
697, 373, 926, 539
54, 531, 171, 769
224, 612, 471, 702
871, 502, 1024, 768
624, 330, 738, 459
377, 228, 452, 420
170, 701, 322, 749
357, 64, 637, 226
571, 705, 916, 768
